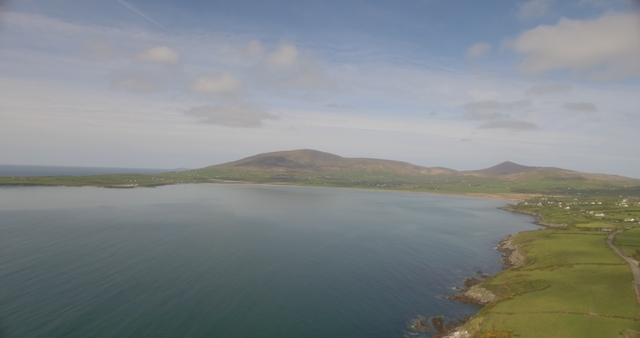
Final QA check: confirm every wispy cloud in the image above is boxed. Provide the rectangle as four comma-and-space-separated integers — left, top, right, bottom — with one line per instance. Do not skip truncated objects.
526, 83, 573, 96
264, 43, 298, 68
462, 100, 531, 120
479, 120, 538, 131
189, 73, 245, 98
325, 103, 354, 109
563, 102, 598, 113
466, 42, 491, 58
184, 104, 278, 127
134, 46, 181, 67
116, 0, 171, 33
81, 39, 115, 62
253, 42, 337, 94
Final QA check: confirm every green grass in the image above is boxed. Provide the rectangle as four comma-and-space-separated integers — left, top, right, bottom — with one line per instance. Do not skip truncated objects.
479, 313, 639, 338
521, 232, 622, 269
460, 224, 639, 338
3, 165, 640, 198
615, 228, 640, 258
576, 221, 613, 228
616, 229, 640, 247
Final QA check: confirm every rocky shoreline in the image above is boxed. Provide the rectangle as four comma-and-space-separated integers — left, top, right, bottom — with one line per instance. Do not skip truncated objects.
501, 206, 567, 228
445, 234, 526, 307
440, 207, 541, 337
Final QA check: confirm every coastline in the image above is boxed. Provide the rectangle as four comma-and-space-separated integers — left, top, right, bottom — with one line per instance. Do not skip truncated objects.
0, 179, 532, 203
440, 205, 542, 338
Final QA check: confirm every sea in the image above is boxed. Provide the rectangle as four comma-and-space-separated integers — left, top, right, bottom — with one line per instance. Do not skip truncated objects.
0, 164, 174, 177
0, 184, 539, 338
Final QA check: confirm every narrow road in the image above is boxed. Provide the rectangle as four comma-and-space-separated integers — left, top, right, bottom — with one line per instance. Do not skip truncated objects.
607, 230, 640, 302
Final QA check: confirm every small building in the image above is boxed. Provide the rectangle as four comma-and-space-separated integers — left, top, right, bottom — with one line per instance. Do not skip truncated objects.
595, 213, 605, 217
601, 227, 611, 232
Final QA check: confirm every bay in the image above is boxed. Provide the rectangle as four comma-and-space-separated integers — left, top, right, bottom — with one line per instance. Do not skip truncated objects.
0, 184, 538, 338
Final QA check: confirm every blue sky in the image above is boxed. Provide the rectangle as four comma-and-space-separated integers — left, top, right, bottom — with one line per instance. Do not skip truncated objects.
1, 0, 639, 177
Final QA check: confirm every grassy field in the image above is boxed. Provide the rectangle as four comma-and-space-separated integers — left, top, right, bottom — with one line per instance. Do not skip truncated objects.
505, 195, 640, 228
456, 195, 640, 338
615, 228, 640, 258
3, 167, 640, 199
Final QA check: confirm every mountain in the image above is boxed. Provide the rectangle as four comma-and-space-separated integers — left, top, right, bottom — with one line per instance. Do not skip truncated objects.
463, 161, 636, 184
208, 149, 457, 176
181, 149, 640, 195
465, 161, 540, 176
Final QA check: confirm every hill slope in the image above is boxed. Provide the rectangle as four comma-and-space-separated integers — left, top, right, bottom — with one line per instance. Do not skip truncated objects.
464, 161, 540, 176
209, 149, 457, 175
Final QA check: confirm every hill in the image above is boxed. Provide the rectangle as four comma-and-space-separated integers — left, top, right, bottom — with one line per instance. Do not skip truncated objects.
464, 161, 540, 176
209, 149, 457, 175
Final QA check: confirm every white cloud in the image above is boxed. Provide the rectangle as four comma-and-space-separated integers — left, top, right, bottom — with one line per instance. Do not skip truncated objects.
466, 42, 492, 58
526, 83, 573, 96
507, 12, 640, 81
184, 104, 278, 127
246, 40, 264, 56
265, 43, 298, 68
517, 0, 555, 21
190, 73, 244, 98
253, 42, 336, 93
563, 102, 598, 112
134, 46, 181, 67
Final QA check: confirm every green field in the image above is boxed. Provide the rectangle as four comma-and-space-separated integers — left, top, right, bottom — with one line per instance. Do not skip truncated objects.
457, 212, 640, 337
505, 195, 640, 229
615, 228, 640, 258
3, 168, 640, 199
454, 196, 640, 337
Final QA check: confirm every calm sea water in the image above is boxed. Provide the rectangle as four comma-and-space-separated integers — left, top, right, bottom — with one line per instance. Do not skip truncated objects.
0, 184, 538, 338
0, 164, 174, 177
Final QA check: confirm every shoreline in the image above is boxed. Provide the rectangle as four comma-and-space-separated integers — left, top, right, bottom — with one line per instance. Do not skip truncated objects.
0, 180, 532, 203
440, 205, 546, 338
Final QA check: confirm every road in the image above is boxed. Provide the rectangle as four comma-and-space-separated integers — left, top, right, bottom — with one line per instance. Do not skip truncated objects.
607, 230, 640, 301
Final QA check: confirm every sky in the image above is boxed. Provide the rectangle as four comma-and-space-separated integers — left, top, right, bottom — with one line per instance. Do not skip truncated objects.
1, 0, 639, 177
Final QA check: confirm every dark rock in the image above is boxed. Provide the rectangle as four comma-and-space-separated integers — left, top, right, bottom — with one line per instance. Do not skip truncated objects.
463, 277, 481, 288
